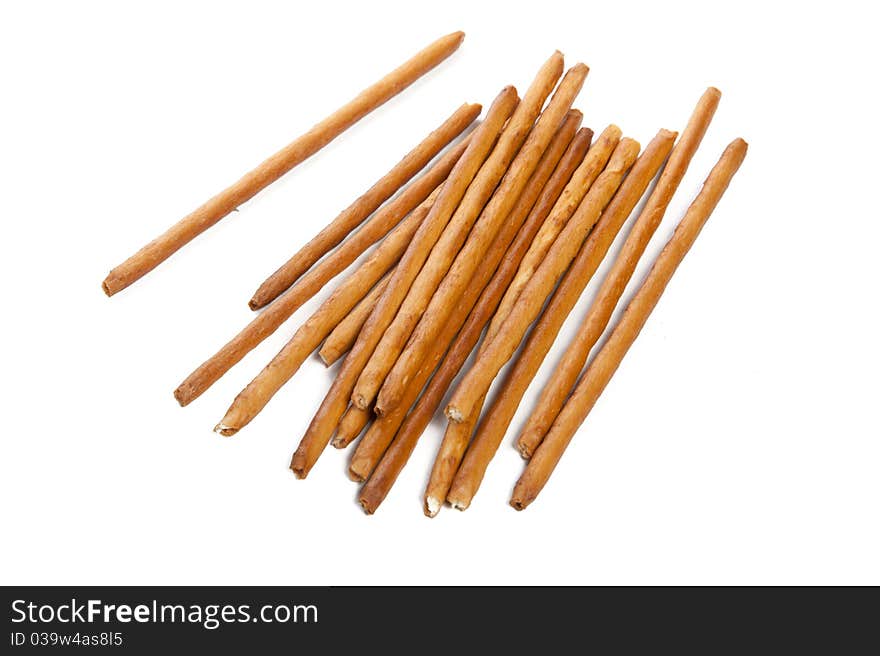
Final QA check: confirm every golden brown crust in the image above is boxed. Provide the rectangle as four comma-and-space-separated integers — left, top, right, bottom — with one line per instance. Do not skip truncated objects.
446, 130, 676, 510
351, 53, 569, 412
318, 274, 390, 367
444, 137, 641, 425
193, 188, 441, 421
175, 141, 468, 407
248, 102, 480, 309
511, 138, 747, 510
372, 64, 591, 418
349, 116, 586, 491
489, 124, 622, 338
517, 89, 721, 459
102, 32, 466, 296
332, 405, 372, 449
290, 87, 520, 479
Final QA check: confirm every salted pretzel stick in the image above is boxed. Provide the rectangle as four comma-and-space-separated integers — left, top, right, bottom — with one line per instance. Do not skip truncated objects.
511, 138, 748, 510
352, 53, 569, 411
446, 130, 676, 510
362, 128, 592, 514
348, 117, 587, 485
517, 89, 721, 458
491, 125, 622, 333
290, 87, 519, 478
318, 274, 391, 366
371, 64, 590, 416
333, 405, 372, 449
213, 190, 442, 434
102, 32, 466, 296
249, 102, 480, 309
176, 138, 470, 406
445, 138, 641, 424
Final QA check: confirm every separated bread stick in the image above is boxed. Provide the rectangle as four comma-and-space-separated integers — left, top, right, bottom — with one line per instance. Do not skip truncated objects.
290, 87, 520, 478
517, 89, 721, 458
372, 64, 590, 416
491, 125, 622, 331
176, 137, 470, 406
511, 138, 748, 510
249, 102, 480, 309
319, 274, 391, 366
212, 191, 442, 435
351, 53, 568, 412
446, 130, 676, 510
445, 138, 641, 424
102, 32, 466, 296
332, 405, 372, 449
348, 117, 587, 486
354, 126, 592, 512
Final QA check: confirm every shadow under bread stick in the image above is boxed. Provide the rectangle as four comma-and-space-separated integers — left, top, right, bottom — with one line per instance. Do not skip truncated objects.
491, 125, 622, 332
353, 126, 594, 513
351, 52, 568, 412
319, 274, 391, 366
511, 138, 748, 511
445, 138, 641, 424
372, 63, 590, 417
102, 31, 466, 297
517, 88, 721, 458
175, 139, 471, 407
212, 190, 443, 435
445, 130, 676, 510
348, 118, 588, 487
290, 86, 520, 478
248, 102, 481, 309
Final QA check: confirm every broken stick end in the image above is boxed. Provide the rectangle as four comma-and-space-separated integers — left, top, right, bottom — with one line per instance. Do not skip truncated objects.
214, 423, 238, 437
424, 497, 441, 518
450, 498, 469, 512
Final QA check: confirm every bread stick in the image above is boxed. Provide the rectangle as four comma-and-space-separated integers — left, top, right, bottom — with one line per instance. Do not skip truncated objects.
445, 137, 641, 424
517, 88, 721, 458
212, 190, 441, 434
446, 130, 676, 510
290, 86, 519, 478
490, 125, 622, 334
318, 274, 390, 366
351, 53, 569, 412
511, 138, 748, 510
332, 405, 372, 449
355, 126, 593, 513
348, 117, 587, 486
176, 138, 469, 406
248, 102, 480, 308
102, 32, 466, 296
372, 63, 591, 416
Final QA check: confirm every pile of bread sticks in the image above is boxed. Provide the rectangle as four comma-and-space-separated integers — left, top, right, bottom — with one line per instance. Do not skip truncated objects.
103, 32, 747, 514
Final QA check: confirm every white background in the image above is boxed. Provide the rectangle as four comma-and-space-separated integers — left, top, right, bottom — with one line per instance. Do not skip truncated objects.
2, 0, 878, 585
